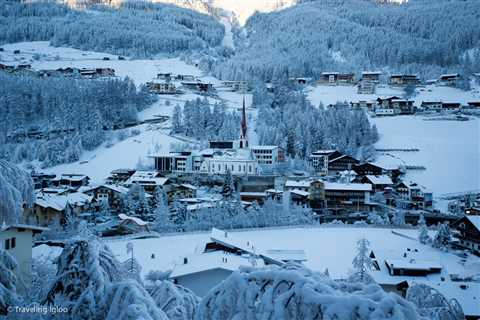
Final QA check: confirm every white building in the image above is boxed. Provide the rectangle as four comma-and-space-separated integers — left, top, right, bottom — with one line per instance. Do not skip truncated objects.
250, 145, 285, 165
0, 224, 48, 293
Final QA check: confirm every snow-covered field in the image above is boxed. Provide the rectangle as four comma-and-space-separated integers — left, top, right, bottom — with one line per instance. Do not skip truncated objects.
373, 116, 479, 196
308, 84, 480, 197
34, 226, 480, 281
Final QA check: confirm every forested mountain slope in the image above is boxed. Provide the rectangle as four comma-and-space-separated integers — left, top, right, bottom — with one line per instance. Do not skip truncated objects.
0, 1, 224, 57
211, 0, 480, 81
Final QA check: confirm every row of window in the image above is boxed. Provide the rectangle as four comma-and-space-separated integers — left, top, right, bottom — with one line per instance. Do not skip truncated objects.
210, 164, 253, 173
3, 237, 16, 250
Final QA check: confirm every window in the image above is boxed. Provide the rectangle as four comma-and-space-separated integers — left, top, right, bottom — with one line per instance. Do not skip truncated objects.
5, 239, 10, 250
11, 237, 16, 249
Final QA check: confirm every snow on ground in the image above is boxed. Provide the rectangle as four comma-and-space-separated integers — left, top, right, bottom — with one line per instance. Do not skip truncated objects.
3, 42, 256, 181
220, 16, 235, 49
306, 84, 404, 107
33, 226, 480, 281
307, 83, 480, 197
44, 124, 179, 183
372, 116, 480, 197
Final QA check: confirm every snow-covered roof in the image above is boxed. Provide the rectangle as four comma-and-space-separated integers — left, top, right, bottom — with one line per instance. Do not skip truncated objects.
82, 184, 130, 194
35, 192, 92, 211
125, 171, 169, 186
311, 149, 337, 155
321, 72, 339, 75
250, 145, 278, 151
180, 183, 197, 190
365, 175, 393, 185
285, 180, 311, 188
1, 224, 49, 234
362, 71, 382, 75
239, 192, 267, 197
52, 174, 89, 182
466, 215, 480, 231
324, 182, 372, 192
210, 228, 284, 266
169, 251, 263, 279
385, 258, 442, 271
265, 249, 307, 262
439, 73, 459, 78
290, 189, 310, 197
118, 214, 148, 226
186, 203, 217, 211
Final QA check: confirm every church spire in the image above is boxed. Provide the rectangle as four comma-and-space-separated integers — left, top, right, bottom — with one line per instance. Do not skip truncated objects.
240, 95, 248, 148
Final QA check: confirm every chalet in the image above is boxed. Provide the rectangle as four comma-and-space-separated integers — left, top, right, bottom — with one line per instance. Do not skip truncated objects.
118, 214, 150, 233
284, 180, 311, 192
322, 181, 372, 211
181, 81, 213, 92
395, 182, 433, 210
51, 174, 90, 189
451, 215, 480, 254
124, 171, 171, 193
355, 175, 393, 192
350, 100, 376, 110
0, 224, 48, 294
265, 189, 283, 201
28, 191, 93, 226
222, 80, 248, 92
79, 68, 115, 78
174, 74, 195, 81
319, 72, 339, 84
441, 102, 461, 110
361, 71, 382, 83
289, 189, 310, 206
389, 74, 420, 86
30, 172, 57, 189
82, 184, 130, 211
251, 146, 285, 165
146, 80, 176, 94
328, 154, 360, 173
376, 96, 402, 108
438, 73, 460, 86
420, 101, 442, 112
0, 63, 15, 72
369, 248, 442, 294
106, 168, 136, 184
465, 207, 480, 216
391, 99, 415, 114
357, 80, 376, 94
167, 184, 197, 202
465, 101, 480, 109
239, 192, 267, 204
352, 162, 385, 176
157, 73, 172, 81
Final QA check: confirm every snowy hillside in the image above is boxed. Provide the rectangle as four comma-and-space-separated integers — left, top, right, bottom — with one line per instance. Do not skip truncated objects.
0, 42, 255, 182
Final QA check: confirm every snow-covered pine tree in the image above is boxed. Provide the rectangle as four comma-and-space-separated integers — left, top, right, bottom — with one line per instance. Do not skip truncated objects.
147, 280, 200, 320
0, 160, 34, 224
171, 104, 183, 134
406, 283, 464, 320
432, 223, 452, 250
418, 214, 431, 244
351, 237, 374, 283
0, 248, 20, 316
221, 170, 235, 200
198, 264, 422, 319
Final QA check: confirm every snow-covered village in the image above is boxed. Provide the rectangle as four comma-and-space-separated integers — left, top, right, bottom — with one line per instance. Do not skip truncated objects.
0, 0, 480, 319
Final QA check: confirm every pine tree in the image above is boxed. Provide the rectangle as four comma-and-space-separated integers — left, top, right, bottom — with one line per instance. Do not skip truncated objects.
352, 238, 374, 282
222, 170, 235, 199
432, 224, 452, 250
171, 104, 183, 134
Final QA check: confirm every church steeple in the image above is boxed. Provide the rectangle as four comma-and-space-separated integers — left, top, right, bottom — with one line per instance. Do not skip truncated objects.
239, 95, 248, 148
